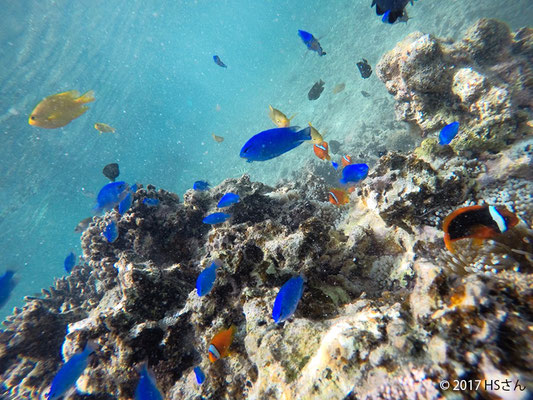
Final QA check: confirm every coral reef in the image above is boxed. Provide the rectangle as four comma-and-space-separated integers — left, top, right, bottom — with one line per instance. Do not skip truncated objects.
1, 19, 532, 400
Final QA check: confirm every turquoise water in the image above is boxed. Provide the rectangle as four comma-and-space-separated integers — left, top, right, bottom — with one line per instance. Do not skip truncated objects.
0, 0, 531, 321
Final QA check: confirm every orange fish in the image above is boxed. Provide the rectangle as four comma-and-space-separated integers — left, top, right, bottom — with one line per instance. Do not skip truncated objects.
328, 188, 349, 206
208, 326, 235, 363
341, 155, 352, 167
29, 90, 95, 129
442, 205, 519, 253
313, 141, 331, 161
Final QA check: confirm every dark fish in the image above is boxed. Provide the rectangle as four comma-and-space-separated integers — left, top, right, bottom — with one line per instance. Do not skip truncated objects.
328, 140, 341, 154
361, 90, 371, 98
356, 59, 372, 79
213, 55, 227, 68
297, 30, 326, 56
308, 80, 325, 100
102, 163, 119, 182
371, 0, 410, 24
74, 217, 92, 233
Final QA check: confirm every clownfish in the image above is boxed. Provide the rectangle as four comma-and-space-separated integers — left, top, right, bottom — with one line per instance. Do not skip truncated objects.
328, 188, 349, 206
208, 326, 235, 363
341, 154, 352, 167
442, 205, 520, 253
313, 141, 331, 161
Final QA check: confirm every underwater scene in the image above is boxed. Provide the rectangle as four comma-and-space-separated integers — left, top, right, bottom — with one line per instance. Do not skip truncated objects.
1, 0, 532, 399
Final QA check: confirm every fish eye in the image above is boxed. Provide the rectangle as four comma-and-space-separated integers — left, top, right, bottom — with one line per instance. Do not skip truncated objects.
30, 116, 35, 120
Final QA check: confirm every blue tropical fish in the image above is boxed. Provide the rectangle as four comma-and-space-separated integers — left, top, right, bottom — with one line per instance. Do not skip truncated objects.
64, 252, 76, 274
439, 121, 460, 145
104, 221, 118, 243
202, 212, 231, 225
297, 30, 326, 56
240, 126, 311, 162
196, 260, 222, 296
0, 270, 17, 310
272, 276, 304, 323
217, 193, 240, 208
331, 161, 339, 170
130, 183, 139, 193
94, 181, 129, 213
340, 163, 369, 184
47, 343, 95, 400
135, 363, 163, 400
193, 181, 210, 191
118, 192, 133, 215
143, 198, 160, 206
213, 55, 227, 68
193, 366, 205, 385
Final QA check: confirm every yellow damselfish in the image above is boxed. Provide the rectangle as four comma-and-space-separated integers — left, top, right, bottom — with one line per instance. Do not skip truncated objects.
268, 105, 296, 128
94, 123, 116, 134
29, 90, 95, 129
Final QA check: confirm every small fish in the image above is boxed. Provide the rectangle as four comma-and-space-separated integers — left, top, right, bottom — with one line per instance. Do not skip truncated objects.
118, 192, 133, 214
193, 366, 205, 385
104, 221, 118, 243
203, 212, 231, 225
64, 252, 76, 274
102, 163, 120, 182
340, 163, 369, 184
143, 198, 160, 206
442, 205, 520, 254
332, 83, 346, 94
313, 141, 331, 161
331, 161, 339, 170
0, 270, 17, 310
328, 140, 341, 154
356, 59, 372, 79
329, 188, 350, 206
196, 259, 222, 296
74, 217, 92, 233
217, 193, 240, 208
341, 154, 352, 167
371, 0, 410, 24
213, 55, 227, 68
94, 181, 130, 213
297, 30, 326, 56
29, 90, 95, 129
268, 105, 296, 128
94, 123, 116, 134
240, 126, 311, 162
46, 343, 95, 400
308, 122, 324, 145
308, 80, 325, 100
135, 363, 163, 400
193, 181, 210, 191
209, 326, 235, 363
361, 90, 371, 98
439, 121, 460, 145
212, 133, 224, 143
272, 276, 304, 323
131, 183, 138, 193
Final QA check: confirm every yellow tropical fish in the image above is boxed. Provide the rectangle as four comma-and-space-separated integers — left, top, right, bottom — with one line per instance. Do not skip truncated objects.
268, 105, 296, 128
212, 133, 224, 143
332, 83, 345, 94
29, 90, 95, 129
94, 123, 116, 134
308, 122, 324, 144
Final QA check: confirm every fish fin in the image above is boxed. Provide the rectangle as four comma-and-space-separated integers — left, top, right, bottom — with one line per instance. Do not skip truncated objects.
76, 90, 95, 104
56, 90, 81, 98
326, 155, 331, 161
288, 114, 297, 122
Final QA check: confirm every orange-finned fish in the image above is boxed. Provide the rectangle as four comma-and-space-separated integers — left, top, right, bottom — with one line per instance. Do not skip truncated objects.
313, 141, 331, 161
268, 105, 296, 128
308, 122, 324, 144
29, 90, 95, 129
341, 154, 352, 167
208, 326, 235, 363
328, 188, 349, 206
442, 205, 519, 253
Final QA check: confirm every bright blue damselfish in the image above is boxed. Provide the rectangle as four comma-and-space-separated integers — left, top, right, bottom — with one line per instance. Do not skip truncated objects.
340, 163, 369, 185
94, 181, 129, 213
202, 212, 231, 225
217, 192, 240, 208
297, 30, 326, 56
64, 252, 76, 274
439, 121, 460, 145
118, 192, 133, 214
240, 126, 312, 162
135, 364, 163, 400
0, 270, 17, 310
196, 260, 221, 296
47, 343, 95, 400
193, 180, 210, 191
143, 198, 160, 206
193, 366, 205, 385
272, 276, 304, 324
104, 221, 119, 243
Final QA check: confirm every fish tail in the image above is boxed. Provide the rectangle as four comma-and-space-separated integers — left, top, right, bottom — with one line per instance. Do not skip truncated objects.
288, 114, 297, 122
77, 90, 95, 104
297, 126, 312, 141
326, 155, 331, 161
